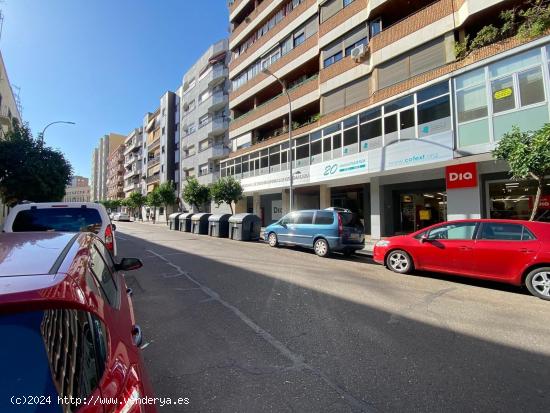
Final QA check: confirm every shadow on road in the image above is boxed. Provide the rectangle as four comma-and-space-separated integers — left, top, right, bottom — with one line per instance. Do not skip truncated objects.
117, 230, 550, 413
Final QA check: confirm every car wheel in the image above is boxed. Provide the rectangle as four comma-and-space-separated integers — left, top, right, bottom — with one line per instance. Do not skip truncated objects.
268, 232, 278, 247
386, 250, 413, 274
314, 238, 330, 257
525, 267, 550, 301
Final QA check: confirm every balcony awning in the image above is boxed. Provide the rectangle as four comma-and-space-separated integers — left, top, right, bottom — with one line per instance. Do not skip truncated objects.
209, 51, 226, 64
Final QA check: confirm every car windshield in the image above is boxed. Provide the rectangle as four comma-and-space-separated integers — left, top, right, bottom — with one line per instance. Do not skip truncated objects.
12, 208, 102, 233
339, 212, 364, 230
0, 310, 103, 413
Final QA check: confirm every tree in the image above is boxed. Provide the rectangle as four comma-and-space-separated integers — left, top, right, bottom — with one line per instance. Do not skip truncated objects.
0, 121, 72, 206
210, 176, 243, 214
156, 181, 177, 224
146, 188, 163, 223
493, 124, 550, 220
182, 177, 211, 212
128, 191, 146, 220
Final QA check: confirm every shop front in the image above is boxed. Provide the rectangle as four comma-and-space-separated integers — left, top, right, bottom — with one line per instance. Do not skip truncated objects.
486, 178, 550, 221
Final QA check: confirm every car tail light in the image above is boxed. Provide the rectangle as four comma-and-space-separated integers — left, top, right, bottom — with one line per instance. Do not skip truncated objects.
105, 224, 114, 252
337, 213, 343, 236
116, 366, 144, 413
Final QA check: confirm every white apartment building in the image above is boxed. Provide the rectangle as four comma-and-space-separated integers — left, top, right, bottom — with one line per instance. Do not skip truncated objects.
123, 127, 145, 197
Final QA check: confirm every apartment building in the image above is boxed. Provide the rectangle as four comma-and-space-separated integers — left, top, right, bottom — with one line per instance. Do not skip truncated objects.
90, 133, 125, 201
63, 176, 90, 203
223, 0, 550, 238
179, 39, 231, 211
123, 127, 145, 197
106, 143, 125, 200
0, 51, 23, 223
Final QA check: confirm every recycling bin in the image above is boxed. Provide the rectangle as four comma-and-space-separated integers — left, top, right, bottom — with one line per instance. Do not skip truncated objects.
191, 213, 212, 235
178, 212, 195, 232
208, 214, 231, 238
169, 213, 184, 230
228, 213, 261, 241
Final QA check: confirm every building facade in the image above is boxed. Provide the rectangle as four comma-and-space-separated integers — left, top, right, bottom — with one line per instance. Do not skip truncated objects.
223, 0, 550, 237
106, 143, 125, 200
90, 133, 125, 201
123, 128, 145, 197
179, 39, 231, 211
63, 176, 91, 203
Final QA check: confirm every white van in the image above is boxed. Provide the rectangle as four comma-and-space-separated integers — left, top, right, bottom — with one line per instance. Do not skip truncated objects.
3, 202, 117, 255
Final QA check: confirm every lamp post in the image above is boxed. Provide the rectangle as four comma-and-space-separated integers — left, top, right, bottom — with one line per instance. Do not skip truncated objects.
40, 121, 76, 144
262, 67, 293, 211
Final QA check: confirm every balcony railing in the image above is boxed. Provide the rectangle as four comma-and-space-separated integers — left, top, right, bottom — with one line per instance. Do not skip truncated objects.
147, 156, 160, 167
146, 174, 160, 184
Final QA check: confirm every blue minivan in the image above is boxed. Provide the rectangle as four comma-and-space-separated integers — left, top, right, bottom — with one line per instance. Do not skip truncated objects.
264, 208, 365, 257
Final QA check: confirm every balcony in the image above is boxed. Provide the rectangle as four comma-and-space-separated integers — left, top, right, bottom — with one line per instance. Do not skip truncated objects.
146, 173, 160, 184
197, 117, 229, 140
124, 167, 141, 180
123, 182, 141, 193
147, 156, 160, 168
199, 92, 229, 113
124, 138, 141, 155
230, 75, 318, 132
205, 65, 229, 88
0, 105, 14, 127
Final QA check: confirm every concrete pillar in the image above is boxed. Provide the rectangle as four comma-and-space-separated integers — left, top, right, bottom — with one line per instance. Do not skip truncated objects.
319, 185, 331, 209
253, 192, 261, 216
282, 189, 290, 215
370, 177, 382, 239
447, 187, 482, 221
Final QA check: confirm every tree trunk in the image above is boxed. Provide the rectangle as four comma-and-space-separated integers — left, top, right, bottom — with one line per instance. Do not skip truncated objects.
165, 203, 169, 224
530, 177, 544, 221
229, 203, 234, 214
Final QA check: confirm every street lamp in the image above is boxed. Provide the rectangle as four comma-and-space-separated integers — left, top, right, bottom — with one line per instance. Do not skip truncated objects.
40, 121, 76, 144
262, 67, 293, 211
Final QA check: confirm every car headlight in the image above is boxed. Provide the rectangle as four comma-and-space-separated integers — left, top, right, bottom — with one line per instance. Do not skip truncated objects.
375, 240, 390, 247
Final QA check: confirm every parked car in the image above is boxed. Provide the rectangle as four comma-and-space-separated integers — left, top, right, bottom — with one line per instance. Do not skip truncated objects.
265, 208, 365, 257
373, 219, 550, 300
113, 212, 131, 222
3, 202, 117, 255
0, 232, 156, 412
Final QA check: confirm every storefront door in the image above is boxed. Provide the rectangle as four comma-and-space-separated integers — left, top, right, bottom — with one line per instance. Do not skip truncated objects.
397, 191, 447, 234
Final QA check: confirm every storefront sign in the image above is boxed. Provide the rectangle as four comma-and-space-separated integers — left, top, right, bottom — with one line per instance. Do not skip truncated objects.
446, 162, 478, 189
272, 200, 283, 220
310, 152, 368, 183
532, 194, 550, 210
383, 131, 454, 171
240, 169, 310, 192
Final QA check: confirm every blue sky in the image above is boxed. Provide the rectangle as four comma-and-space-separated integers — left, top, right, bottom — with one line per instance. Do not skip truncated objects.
1, 0, 228, 177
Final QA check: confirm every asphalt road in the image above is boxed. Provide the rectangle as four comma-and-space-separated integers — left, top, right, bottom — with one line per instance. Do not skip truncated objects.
115, 221, 550, 413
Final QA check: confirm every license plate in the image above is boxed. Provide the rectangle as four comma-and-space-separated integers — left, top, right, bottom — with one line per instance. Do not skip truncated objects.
349, 233, 360, 241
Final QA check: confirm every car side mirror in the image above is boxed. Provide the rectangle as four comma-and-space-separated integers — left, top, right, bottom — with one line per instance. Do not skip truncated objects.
420, 234, 429, 243
116, 257, 142, 272
112, 224, 117, 231
280, 222, 287, 228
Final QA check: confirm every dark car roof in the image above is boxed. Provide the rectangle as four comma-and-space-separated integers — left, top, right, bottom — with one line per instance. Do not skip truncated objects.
0, 232, 77, 277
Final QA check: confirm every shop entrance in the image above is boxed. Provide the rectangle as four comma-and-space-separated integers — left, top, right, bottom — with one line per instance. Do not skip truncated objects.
397, 191, 447, 234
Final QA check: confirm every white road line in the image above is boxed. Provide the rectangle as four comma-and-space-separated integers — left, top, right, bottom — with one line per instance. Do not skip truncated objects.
146, 249, 373, 412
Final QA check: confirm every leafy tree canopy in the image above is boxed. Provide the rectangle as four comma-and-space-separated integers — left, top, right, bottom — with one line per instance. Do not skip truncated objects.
210, 176, 243, 214
0, 121, 72, 206
493, 124, 550, 220
182, 177, 211, 212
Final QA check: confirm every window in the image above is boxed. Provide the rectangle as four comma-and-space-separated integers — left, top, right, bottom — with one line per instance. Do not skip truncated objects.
294, 31, 305, 47
479, 223, 531, 241
344, 0, 354, 6
369, 18, 382, 37
12, 208, 102, 233
324, 51, 343, 68
491, 75, 515, 113
199, 163, 209, 176
310, 137, 322, 164
89, 243, 118, 307
360, 118, 382, 151
296, 211, 314, 224
0, 309, 107, 412
322, 135, 332, 161
343, 127, 358, 155
427, 222, 477, 240
345, 37, 368, 57
332, 133, 342, 159
314, 211, 334, 225
457, 85, 488, 123
518, 66, 545, 106
417, 95, 451, 138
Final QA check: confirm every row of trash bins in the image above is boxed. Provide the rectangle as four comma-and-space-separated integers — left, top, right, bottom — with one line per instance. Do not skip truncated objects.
168, 212, 261, 241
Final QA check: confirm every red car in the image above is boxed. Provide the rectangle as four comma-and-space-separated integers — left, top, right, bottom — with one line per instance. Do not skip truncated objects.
373, 219, 550, 300
0, 232, 156, 413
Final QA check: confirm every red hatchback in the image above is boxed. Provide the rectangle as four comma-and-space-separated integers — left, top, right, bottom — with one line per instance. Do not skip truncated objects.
0, 232, 156, 413
373, 219, 550, 300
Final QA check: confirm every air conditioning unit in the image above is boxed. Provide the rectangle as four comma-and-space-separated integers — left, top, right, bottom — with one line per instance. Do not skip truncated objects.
351, 44, 366, 62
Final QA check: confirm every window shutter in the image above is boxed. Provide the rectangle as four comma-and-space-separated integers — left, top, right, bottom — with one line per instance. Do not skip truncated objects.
345, 76, 370, 106
320, 0, 341, 23
410, 38, 445, 77
378, 55, 409, 90
322, 88, 346, 114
